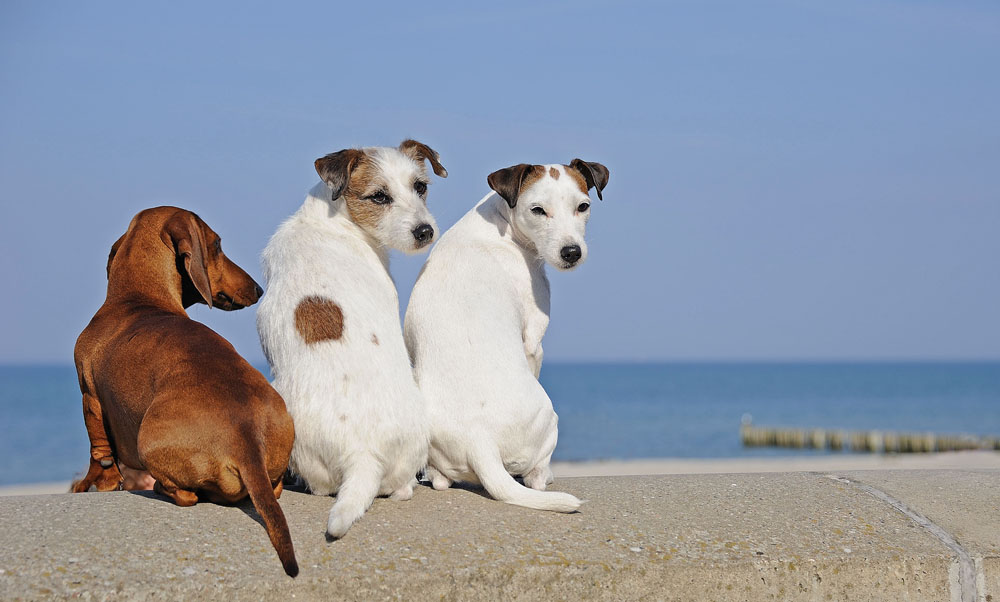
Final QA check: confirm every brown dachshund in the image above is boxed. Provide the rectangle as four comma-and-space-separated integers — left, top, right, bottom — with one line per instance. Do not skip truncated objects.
73, 206, 298, 577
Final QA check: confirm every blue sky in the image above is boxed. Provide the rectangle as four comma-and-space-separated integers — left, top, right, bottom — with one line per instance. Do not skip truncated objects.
1, 1, 998, 363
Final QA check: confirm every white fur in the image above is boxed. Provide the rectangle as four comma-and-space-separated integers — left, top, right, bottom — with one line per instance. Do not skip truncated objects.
257, 147, 434, 538
404, 164, 595, 513
507, 167, 592, 272
356, 148, 439, 255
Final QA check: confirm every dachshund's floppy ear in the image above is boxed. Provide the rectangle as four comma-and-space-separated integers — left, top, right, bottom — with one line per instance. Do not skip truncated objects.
161, 212, 213, 308
398, 139, 448, 178
487, 163, 539, 208
106, 233, 125, 279
314, 149, 366, 199
568, 159, 610, 200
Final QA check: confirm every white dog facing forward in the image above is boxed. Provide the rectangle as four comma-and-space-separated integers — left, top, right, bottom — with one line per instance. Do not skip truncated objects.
404, 159, 609, 513
257, 140, 447, 538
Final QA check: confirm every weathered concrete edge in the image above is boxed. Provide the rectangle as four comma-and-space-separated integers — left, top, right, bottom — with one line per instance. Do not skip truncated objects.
824, 473, 978, 602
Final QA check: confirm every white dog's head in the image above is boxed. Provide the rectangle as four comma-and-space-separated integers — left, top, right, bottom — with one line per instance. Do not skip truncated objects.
488, 159, 609, 270
314, 140, 448, 254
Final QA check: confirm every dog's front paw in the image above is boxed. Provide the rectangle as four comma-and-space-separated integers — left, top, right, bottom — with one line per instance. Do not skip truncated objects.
73, 458, 124, 492
326, 512, 355, 540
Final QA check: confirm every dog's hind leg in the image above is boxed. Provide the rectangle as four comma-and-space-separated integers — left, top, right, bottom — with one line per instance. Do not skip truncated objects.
389, 475, 417, 501
153, 477, 199, 506
389, 483, 414, 501
524, 423, 558, 490
72, 393, 123, 492
524, 459, 554, 491
327, 458, 382, 539
425, 465, 453, 491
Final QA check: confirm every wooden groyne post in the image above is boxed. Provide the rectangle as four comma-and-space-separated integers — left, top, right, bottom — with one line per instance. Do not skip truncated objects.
740, 419, 1000, 453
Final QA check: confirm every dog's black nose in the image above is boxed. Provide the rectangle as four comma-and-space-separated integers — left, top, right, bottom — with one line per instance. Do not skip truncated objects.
254, 284, 264, 298
560, 245, 582, 264
412, 224, 434, 244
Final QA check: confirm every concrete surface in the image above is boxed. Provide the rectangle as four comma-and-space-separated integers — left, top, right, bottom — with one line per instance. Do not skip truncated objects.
0, 471, 997, 601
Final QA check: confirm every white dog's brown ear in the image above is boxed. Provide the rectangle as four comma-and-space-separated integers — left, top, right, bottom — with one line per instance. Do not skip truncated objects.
315, 149, 366, 199
487, 163, 540, 208
568, 159, 610, 200
399, 139, 448, 178
161, 212, 213, 308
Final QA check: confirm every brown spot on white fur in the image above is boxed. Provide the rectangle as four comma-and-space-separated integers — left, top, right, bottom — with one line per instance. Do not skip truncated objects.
341, 154, 390, 230
371, 333, 379, 345
294, 296, 344, 344
521, 165, 546, 190
549, 167, 560, 180
562, 165, 590, 195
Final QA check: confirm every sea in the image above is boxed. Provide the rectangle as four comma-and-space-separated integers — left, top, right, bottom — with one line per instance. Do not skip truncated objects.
1, 362, 998, 486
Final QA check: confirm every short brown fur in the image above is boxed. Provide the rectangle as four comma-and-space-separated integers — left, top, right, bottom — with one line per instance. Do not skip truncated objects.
294, 296, 344, 343
563, 166, 589, 194
549, 166, 560, 180
72, 207, 299, 577
341, 154, 390, 230
523, 165, 547, 190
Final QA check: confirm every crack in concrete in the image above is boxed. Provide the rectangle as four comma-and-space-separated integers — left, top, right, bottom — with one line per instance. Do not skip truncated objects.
824, 474, 977, 602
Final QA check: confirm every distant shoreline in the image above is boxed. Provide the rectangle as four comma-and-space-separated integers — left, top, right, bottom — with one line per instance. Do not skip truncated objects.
551, 449, 1000, 477
3, 450, 997, 497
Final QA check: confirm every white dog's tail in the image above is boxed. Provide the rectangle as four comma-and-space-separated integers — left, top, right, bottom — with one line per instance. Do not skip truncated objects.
326, 457, 382, 539
468, 438, 581, 513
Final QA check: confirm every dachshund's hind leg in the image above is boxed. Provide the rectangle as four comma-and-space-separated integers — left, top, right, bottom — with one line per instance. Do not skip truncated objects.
153, 478, 199, 506
72, 393, 123, 492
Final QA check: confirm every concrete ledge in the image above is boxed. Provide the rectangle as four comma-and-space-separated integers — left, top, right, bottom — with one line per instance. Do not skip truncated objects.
1, 471, 997, 600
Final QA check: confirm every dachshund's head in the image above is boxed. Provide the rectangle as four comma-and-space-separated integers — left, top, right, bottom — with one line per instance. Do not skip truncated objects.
107, 207, 262, 310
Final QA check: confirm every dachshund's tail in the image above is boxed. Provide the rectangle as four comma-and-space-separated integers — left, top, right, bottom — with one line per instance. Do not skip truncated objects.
241, 452, 299, 577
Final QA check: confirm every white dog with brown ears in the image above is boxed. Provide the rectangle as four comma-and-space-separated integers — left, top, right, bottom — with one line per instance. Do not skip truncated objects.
257, 140, 447, 538
404, 159, 609, 513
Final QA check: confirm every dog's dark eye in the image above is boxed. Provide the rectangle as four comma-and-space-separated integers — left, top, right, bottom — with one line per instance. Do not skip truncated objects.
577, 202, 590, 213
413, 181, 427, 195
213, 239, 222, 252
369, 191, 392, 205
531, 207, 547, 217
